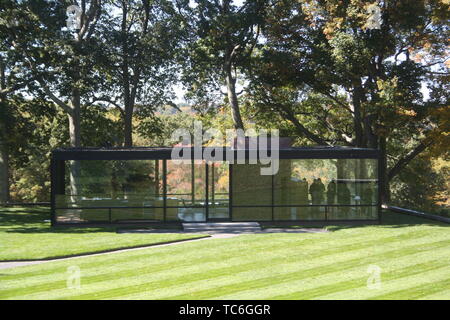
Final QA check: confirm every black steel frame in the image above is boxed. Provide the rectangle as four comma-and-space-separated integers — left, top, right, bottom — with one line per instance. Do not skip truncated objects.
50, 146, 381, 226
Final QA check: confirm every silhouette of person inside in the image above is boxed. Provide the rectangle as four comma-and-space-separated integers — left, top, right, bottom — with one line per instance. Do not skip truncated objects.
327, 179, 337, 204
310, 178, 325, 204
337, 181, 351, 214
316, 178, 325, 204
299, 178, 309, 204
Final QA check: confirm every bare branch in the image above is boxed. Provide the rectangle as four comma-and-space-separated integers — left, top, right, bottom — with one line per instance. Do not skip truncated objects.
91, 96, 125, 116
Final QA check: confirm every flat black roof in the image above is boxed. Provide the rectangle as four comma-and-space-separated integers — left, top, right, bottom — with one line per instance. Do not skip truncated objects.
52, 146, 380, 160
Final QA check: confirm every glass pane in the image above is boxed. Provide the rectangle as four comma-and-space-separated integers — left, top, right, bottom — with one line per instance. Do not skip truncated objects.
167, 207, 206, 222
166, 160, 206, 206
58, 160, 163, 208
273, 159, 378, 207
209, 162, 230, 220
335, 159, 378, 205
55, 208, 110, 223
111, 207, 164, 222
232, 207, 272, 221
274, 207, 326, 220
232, 164, 272, 206
274, 159, 331, 206
327, 206, 378, 220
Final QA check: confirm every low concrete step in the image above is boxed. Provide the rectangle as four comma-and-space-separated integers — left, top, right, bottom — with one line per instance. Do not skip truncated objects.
182, 222, 261, 233
183, 222, 260, 227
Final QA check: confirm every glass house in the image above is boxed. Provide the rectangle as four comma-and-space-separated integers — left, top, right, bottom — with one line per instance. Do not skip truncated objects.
50, 146, 381, 226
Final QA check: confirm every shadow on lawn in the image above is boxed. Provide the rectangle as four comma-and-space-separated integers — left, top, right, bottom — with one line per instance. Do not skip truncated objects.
1, 207, 116, 234
326, 210, 449, 232
262, 210, 449, 232
6, 226, 116, 234
0, 208, 47, 225
2, 207, 448, 234
379, 211, 449, 228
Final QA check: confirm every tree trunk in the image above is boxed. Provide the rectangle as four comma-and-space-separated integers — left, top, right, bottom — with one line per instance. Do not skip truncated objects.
121, 1, 134, 148
225, 68, 245, 130
0, 141, 9, 204
123, 103, 133, 147
351, 83, 365, 147
68, 91, 81, 201
0, 96, 9, 204
68, 96, 81, 148
281, 107, 330, 145
379, 136, 390, 203
0, 63, 10, 204
387, 140, 430, 182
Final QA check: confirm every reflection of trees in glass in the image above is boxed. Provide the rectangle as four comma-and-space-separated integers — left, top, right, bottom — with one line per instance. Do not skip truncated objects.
277, 159, 378, 206
361, 183, 374, 204
210, 162, 229, 198
76, 160, 160, 199
166, 161, 205, 202
78, 160, 112, 196
122, 161, 156, 193
291, 159, 337, 185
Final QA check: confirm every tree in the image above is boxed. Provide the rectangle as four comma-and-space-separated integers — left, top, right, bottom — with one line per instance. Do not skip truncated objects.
0, 3, 36, 203
182, 0, 268, 130
6, 98, 121, 202
99, 0, 181, 147
3, 0, 105, 196
248, 0, 449, 201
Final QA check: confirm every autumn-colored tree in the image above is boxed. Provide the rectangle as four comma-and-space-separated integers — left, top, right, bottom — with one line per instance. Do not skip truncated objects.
249, 0, 449, 201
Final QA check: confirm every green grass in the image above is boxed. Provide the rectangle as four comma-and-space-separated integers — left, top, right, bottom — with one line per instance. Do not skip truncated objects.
0, 207, 205, 261
0, 209, 449, 299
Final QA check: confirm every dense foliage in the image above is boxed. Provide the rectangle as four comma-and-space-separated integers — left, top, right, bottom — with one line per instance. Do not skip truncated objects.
0, 0, 448, 214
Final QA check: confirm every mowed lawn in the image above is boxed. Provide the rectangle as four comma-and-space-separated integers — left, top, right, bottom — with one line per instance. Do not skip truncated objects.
0, 210, 449, 300
0, 207, 205, 260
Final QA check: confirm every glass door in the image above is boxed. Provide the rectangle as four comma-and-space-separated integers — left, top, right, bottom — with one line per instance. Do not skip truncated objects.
166, 160, 207, 222
207, 162, 230, 221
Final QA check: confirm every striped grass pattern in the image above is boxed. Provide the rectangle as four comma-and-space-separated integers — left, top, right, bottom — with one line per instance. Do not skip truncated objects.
0, 212, 449, 300
0, 207, 204, 261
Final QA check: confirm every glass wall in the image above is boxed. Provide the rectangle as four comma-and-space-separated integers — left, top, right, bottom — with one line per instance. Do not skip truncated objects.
55, 159, 164, 223
54, 159, 211, 223
274, 159, 378, 220
231, 159, 378, 221
53, 156, 378, 224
